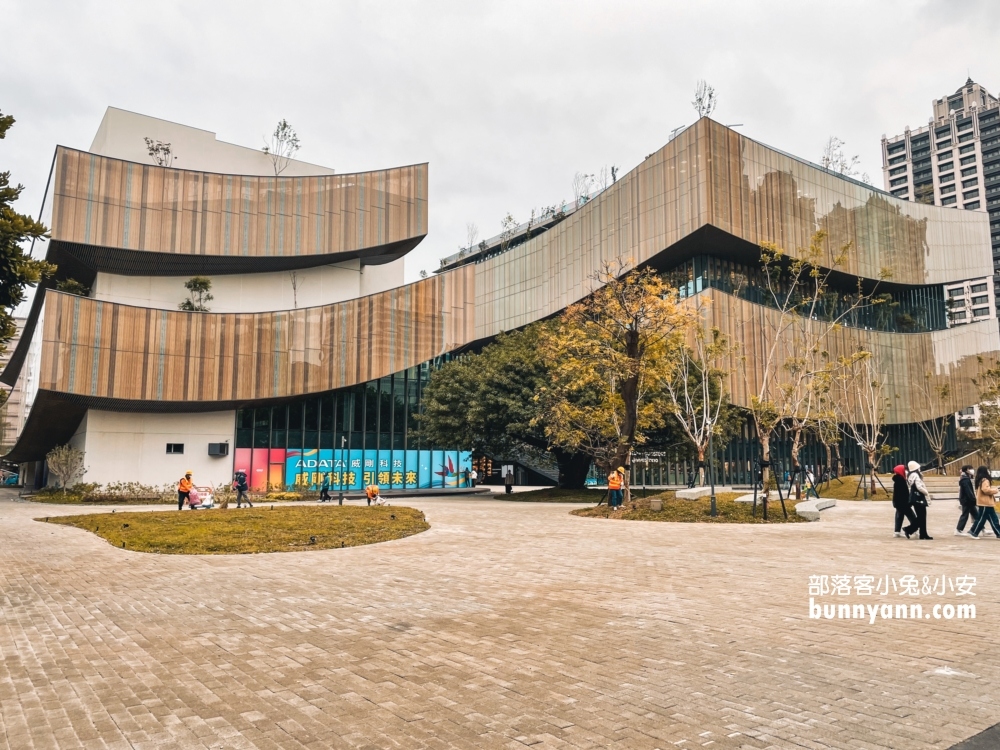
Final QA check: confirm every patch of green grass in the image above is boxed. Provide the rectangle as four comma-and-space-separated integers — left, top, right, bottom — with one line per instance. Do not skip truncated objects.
809, 476, 891, 501
571, 491, 807, 523
28, 492, 174, 505
41, 505, 430, 554
504, 487, 607, 503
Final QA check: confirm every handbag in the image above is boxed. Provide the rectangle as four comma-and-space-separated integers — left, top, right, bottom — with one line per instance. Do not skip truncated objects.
908, 477, 927, 506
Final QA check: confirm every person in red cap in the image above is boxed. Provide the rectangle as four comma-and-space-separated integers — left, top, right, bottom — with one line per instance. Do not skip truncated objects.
891, 464, 917, 538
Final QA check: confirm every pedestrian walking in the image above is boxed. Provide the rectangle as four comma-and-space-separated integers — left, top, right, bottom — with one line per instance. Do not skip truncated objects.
607, 466, 625, 509
233, 468, 251, 508
956, 464, 980, 536
470, 468, 478, 488
906, 460, 933, 540
969, 466, 1000, 539
504, 468, 515, 494
177, 470, 193, 510
892, 464, 918, 538
319, 472, 331, 503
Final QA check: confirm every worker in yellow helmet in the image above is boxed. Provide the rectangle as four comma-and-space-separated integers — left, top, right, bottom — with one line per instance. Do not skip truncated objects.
608, 466, 625, 509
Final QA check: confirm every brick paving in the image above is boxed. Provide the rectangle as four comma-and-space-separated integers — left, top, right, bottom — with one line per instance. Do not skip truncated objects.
1, 491, 998, 749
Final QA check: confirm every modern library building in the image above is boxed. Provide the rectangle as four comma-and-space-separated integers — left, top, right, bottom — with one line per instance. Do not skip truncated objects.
4, 110, 999, 489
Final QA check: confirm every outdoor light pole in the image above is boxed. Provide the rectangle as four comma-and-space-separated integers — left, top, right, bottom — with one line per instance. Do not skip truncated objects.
338, 435, 346, 505
709, 431, 717, 517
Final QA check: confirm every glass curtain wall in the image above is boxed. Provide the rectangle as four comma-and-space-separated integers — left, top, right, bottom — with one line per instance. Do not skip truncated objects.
235, 358, 472, 492
613, 419, 956, 488
665, 256, 947, 333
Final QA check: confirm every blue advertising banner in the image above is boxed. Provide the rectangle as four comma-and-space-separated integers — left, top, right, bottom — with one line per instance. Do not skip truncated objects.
284, 448, 471, 490
405, 450, 419, 489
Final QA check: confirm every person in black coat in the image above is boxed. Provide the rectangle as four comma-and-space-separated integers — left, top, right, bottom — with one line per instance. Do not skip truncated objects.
892, 464, 918, 538
956, 464, 980, 535
234, 469, 252, 508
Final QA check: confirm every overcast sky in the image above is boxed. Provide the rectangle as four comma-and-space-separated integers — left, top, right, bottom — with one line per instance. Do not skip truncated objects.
3, 0, 1000, 284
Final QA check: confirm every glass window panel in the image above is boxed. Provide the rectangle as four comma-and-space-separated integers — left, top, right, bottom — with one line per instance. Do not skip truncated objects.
304, 398, 319, 431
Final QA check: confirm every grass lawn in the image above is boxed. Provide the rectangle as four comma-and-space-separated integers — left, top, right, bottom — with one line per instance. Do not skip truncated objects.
28, 492, 174, 505
504, 487, 608, 503
571, 491, 807, 523
810, 476, 892, 501
41, 505, 429, 554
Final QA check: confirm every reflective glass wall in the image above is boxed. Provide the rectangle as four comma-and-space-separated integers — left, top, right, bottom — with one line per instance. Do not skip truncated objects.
234, 359, 472, 491
666, 256, 948, 333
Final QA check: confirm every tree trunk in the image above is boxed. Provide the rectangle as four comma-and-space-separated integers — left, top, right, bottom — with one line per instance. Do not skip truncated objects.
823, 441, 832, 487
790, 426, 803, 501
697, 446, 706, 486
553, 449, 592, 490
613, 329, 641, 491
759, 429, 771, 519
866, 449, 877, 497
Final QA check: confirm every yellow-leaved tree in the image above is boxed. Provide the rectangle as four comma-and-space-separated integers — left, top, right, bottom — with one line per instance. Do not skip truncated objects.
536, 260, 694, 500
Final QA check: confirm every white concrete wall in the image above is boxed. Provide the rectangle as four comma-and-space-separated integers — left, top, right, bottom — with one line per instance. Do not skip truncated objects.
92, 259, 405, 313
90, 107, 336, 177
71, 410, 235, 488
361, 257, 407, 297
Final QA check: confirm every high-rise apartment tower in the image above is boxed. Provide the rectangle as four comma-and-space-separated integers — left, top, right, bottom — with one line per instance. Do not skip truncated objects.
882, 78, 1000, 322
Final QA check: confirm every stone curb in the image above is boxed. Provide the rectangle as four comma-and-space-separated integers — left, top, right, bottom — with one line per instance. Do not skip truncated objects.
794, 497, 837, 521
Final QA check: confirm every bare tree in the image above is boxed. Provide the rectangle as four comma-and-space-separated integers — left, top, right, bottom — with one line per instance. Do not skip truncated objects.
597, 166, 610, 191
833, 350, 893, 497
289, 271, 300, 309
821, 136, 871, 184
46, 444, 86, 492
814, 405, 843, 487
739, 231, 888, 505
913, 371, 952, 473
571, 172, 594, 207
419, 269, 428, 279
692, 80, 717, 118
661, 307, 733, 486
972, 357, 1000, 462
498, 213, 518, 253
466, 222, 479, 253
262, 119, 301, 176
143, 137, 175, 167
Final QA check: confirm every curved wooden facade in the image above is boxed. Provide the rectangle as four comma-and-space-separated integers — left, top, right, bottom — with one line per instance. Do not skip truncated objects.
5, 118, 1000, 462
48, 146, 428, 270
34, 268, 474, 404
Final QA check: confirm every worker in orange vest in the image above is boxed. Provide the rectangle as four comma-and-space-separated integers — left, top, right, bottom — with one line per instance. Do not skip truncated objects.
608, 466, 625, 509
177, 470, 193, 510
365, 483, 387, 506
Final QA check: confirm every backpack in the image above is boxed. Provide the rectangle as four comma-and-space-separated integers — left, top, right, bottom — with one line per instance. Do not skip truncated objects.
908, 473, 927, 506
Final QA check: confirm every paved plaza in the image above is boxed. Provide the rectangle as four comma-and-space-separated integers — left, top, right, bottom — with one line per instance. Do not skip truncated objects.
1, 492, 999, 750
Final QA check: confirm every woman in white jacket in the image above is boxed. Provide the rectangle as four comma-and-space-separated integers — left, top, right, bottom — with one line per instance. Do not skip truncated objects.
906, 460, 933, 540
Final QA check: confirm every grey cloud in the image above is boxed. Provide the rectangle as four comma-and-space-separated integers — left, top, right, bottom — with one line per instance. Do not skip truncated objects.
1, 0, 998, 283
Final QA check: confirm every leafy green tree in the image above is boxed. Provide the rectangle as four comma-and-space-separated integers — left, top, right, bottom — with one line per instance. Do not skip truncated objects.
537, 261, 692, 482
0, 110, 53, 357
417, 324, 593, 488
179, 276, 213, 311
55, 278, 90, 296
